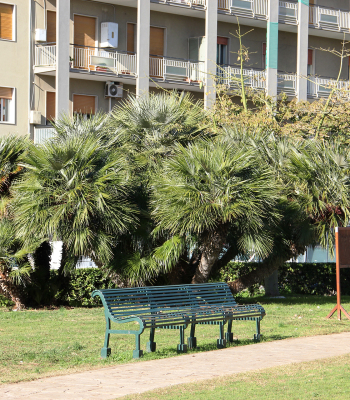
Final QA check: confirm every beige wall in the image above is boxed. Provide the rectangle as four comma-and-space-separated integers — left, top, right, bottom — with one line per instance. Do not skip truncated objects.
0, 0, 30, 137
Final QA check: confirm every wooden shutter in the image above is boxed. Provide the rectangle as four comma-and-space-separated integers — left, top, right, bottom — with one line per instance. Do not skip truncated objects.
74, 15, 96, 47
127, 23, 135, 53
73, 94, 95, 115
150, 27, 164, 56
0, 3, 13, 40
262, 42, 266, 55
217, 36, 228, 45
308, 49, 313, 65
46, 92, 55, 122
47, 11, 56, 43
0, 87, 12, 99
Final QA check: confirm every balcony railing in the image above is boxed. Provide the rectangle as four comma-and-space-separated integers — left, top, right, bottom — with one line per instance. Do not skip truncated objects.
308, 76, 350, 98
35, 44, 56, 67
309, 5, 350, 32
34, 127, 56, 144
149, 56, 205, 84
279, 1, 298, 25
277, 73, 297, 96
218, 66, 266, 90
161, 0, 206, 6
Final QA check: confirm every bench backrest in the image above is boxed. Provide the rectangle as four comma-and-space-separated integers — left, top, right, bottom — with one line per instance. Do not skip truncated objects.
93, 283, 237, 319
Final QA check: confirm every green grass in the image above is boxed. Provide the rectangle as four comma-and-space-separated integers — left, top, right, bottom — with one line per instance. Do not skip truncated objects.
1, 295, 350, 385
121, 354, 350, 400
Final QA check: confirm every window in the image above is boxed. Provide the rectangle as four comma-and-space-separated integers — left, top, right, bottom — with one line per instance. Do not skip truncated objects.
0, 3, 14, 40
262, 42, 266, 69
127, 23, 136, 54
307, 49, 314, 75
46, 91, 55, 124
0, 86, 14, 123
73, 94, 96, 119
217, 37, 228, 66
150, 26, 164, 57
47, 10, 56, 44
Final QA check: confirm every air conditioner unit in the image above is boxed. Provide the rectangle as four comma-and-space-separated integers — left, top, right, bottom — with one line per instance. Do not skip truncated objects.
35, 29, 47, 42
101, 22, 118, 48
105, 82, 123, 98
30, 111, 42, 125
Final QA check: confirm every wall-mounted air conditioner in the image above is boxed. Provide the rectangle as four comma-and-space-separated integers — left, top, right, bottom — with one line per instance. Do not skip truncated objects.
101, 22, 118, 48
35, 29, 47, 42
105, 82, 123, 98
30, 111, 42, 125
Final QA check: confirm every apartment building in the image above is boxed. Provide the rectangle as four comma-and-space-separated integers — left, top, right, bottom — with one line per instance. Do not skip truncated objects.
1, 0, 350, 142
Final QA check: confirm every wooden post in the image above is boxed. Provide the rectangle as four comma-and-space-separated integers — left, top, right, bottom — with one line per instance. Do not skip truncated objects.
327, 227, 350, 321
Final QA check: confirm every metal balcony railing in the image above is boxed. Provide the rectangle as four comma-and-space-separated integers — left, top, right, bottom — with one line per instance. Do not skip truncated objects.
279, 1, 298, 25
277, 73, 297, 96
309, 4, 350, 32
307, 76, 350, 98
34, 127, 56, 144
217, 65, 266, 90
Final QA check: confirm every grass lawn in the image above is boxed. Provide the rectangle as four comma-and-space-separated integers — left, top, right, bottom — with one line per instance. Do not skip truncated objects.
121, 354, 350, 400
1, 295, 350, 385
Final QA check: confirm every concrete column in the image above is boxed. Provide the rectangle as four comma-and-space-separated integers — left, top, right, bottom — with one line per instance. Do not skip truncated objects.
56, 0, 70, 117
266, 0, 279, 99
204, 0, 218, 109
297, 0, 309, 101
136, 0, 150, 97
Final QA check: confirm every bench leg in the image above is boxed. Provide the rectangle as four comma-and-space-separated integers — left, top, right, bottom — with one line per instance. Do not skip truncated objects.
133, 334, 143, 359
101, 319, 111, 358
225, 320, 234, 343
217, 322, 226, 349
146, 327, 157, 352
177, 326, 188, 353
187, 323, 197, 349
254, 319, 261, 341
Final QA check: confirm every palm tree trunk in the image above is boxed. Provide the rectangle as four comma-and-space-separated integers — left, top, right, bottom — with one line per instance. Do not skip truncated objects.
192, 225, 229, 283
0, 268, 26, 310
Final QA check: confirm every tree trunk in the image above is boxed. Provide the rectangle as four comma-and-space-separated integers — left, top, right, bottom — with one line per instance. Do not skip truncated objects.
0, 268, 26, 310
264, 270, 280, 296
192, 225, 229, 284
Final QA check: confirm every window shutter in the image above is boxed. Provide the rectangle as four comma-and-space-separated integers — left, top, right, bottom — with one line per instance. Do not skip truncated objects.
308, 49, 313, 65
262, 42, 266, 55
0, 87, 12, 99
47, 11, 56, 43
73, 94, 96, 115
217, 37, 228, 45
46, 92, 55, 122
127, 23, 135, 53
150, 27, 164, 56
0, 3, 13, 40
74, 15, 96, 47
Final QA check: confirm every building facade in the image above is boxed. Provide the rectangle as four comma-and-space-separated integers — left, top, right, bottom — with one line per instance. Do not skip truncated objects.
1, 0, 350, 141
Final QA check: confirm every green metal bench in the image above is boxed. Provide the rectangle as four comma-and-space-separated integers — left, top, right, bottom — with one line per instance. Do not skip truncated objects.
92, 282, 265, 359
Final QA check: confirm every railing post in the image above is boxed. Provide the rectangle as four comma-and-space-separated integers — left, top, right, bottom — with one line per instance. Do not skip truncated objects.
297, 0, 309, 101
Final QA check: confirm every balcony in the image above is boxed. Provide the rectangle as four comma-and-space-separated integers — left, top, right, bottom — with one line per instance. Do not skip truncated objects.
35, 44, 204, 87
278, 1, 298, 25
218, 0, 268, 20
277, 73, 297, 96
307, 76, 350, 99
217, 65, 266, 90
309, 5, 350, 32
34, 127, 56, 144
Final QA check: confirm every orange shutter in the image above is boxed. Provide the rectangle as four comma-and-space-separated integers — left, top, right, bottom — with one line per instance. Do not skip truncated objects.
0, 87, 12, 99
262, 42, 266, 55
127, 23, 135, 53
150, 27, 164, 56
74, 15, 96, 47
47, 11, 56, 43
73, 94, 95, 115
46, 92, 56, 122
308, 49, 313, 65
217, 37, 228, 45
0, 3, 13, 40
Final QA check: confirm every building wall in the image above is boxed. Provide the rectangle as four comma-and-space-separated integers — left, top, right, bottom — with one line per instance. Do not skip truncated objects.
0, 0, 30, 137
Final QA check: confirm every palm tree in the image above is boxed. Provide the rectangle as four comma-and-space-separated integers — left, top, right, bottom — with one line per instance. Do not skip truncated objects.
13, 122, 138, 272
151, 137, 282, 283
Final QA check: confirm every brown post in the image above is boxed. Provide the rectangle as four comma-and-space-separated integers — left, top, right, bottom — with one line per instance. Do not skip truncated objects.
327, 227, 350, 321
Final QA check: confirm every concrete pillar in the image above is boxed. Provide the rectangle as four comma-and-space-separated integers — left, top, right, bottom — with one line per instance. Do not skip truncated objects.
56, 0, 70, 117
136, 0, 150, 96
266, 0, 279, 99
204, 0, 218, 109
297, 0, 309, 101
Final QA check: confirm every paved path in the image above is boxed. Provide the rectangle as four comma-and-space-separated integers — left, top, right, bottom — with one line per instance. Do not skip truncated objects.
1, 332, 350, 400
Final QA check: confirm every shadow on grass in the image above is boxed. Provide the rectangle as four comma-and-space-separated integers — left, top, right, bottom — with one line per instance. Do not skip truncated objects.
238, 294, 350, 306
